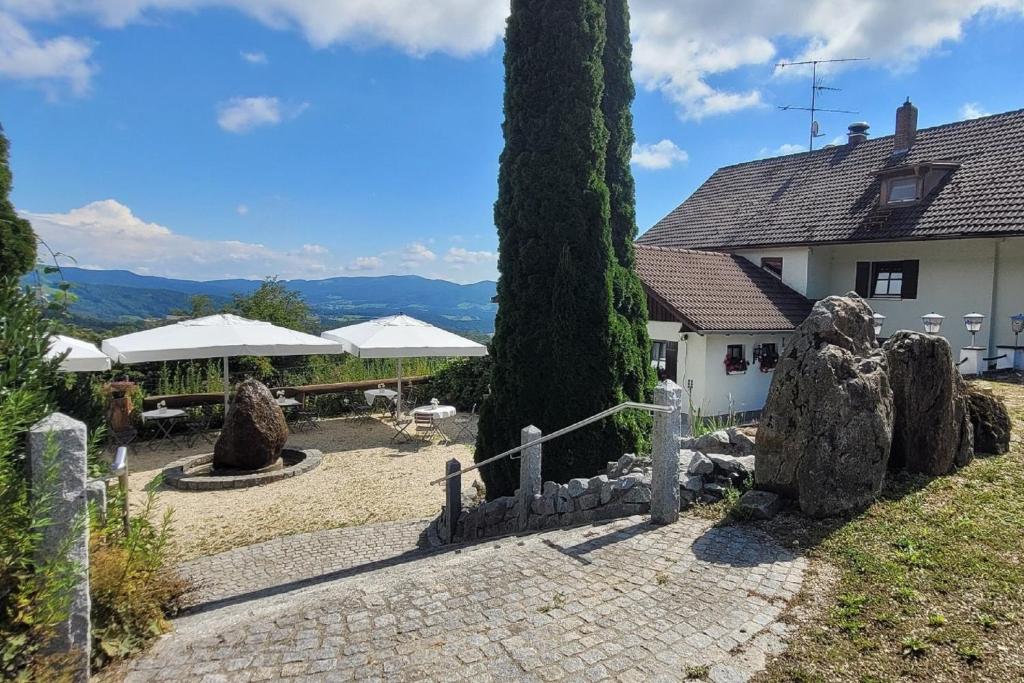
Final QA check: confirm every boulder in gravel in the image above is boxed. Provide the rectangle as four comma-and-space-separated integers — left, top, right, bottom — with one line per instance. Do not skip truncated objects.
883, 331, 973, 474
214, 379, 289, 471
736, 490, 782, 520
756, 294, 894, 518
965, 385, 1012, 455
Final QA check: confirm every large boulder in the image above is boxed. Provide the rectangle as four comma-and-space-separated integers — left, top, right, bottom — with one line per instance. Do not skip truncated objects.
214, 379, 289, 471
756, 294, 894, 518
883, 331, 973, 474
965, 385, 1012, 455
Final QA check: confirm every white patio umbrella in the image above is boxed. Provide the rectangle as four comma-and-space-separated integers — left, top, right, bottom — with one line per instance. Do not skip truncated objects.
101, 314, 346, 410
47, 334, 112, 372
321, 314, 487, 418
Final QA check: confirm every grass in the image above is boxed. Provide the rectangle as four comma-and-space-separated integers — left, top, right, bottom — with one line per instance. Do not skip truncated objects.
754, 379, 1024, 682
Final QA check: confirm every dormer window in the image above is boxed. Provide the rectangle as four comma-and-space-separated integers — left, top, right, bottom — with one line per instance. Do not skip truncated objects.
886, 176, 918, 204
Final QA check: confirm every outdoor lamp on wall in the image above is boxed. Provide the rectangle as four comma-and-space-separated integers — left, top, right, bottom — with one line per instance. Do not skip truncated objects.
963, 313, 985, 347
872, 313, 886, 338
922, 312, 944, 334
1011, 314, 1024, 347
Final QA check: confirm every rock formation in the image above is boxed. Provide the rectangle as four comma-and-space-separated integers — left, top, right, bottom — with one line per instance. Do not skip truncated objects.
214, 379, 289, 471
756, 294, 894, 518
883, 331, 973, 474
965, 385, 1012, 455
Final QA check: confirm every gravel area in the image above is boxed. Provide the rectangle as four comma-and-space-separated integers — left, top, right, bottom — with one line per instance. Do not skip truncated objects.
122, 415, 480, 561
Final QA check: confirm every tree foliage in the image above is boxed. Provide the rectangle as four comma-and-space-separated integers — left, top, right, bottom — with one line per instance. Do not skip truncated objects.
232, 277, 315, 332
0, 126, 37, 277
476, 0, 650, 497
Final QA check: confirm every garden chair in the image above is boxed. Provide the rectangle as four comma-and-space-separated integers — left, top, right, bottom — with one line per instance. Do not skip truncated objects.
451, 403, 478, 444
414, 412, 447, 443
343, 395, 372, 419
292, 396, 321, 432
185, 405, 217, 448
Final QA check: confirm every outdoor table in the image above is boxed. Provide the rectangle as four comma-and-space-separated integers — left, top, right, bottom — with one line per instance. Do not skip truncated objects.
141, 408, 186, 450
276, 397, 301, 408
364, 388, 398, 405
412, 404, 457, 444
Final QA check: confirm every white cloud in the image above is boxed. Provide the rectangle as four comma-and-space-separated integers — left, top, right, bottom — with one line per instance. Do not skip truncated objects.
959, 101, 990, 119
23, 199, 336, 279
347, 255, 382, 272
236, 203, 249, 216
216, 96, 308, 133
0, 12, 95, 95
443, 247, 495, 264
631, 139, 689, 170
300, 243, 327, 254
629, 0, 1024, 120
400, 242, 436, 267
757, 142, 807, 158
240, 49, 267, 64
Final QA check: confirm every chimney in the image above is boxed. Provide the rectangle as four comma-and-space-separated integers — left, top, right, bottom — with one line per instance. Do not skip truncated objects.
847, 121, 870, 145
893, 97, 918, 154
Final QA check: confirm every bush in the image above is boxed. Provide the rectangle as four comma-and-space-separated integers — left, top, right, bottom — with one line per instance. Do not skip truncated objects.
423, 356, 492, 411
89, 485, 189, 670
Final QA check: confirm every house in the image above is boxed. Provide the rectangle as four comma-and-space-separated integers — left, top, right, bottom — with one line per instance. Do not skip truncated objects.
636, 101, 1024, 418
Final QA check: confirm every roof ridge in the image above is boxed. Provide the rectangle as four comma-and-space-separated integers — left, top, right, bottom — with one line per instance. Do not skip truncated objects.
710, 106, 1024, 173
634, 243, 729, 257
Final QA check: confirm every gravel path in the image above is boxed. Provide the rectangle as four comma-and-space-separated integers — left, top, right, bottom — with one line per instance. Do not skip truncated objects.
123, 416, 480, 560
126, 515, 807, 682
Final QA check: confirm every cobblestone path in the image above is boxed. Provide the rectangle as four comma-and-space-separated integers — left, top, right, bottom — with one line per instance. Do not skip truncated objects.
127, 516, 806, 682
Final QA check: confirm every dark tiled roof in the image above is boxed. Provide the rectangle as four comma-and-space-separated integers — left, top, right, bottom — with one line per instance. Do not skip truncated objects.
635, 244, 814, 332
638, 108, 1024, 250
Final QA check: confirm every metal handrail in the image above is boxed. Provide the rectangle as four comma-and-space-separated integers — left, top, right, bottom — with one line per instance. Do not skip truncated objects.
429, 401, 672, 485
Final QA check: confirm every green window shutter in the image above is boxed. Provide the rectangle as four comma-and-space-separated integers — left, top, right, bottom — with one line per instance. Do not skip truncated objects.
855, 262, 871, 297
901, 260, 919, 299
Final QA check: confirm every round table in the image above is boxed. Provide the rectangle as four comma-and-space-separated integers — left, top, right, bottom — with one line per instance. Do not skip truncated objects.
276, 397, 301, 408
411, 404, 457, 420
364, 388, 398, 406
141, 408, 186, 450
142, 408, 186, 421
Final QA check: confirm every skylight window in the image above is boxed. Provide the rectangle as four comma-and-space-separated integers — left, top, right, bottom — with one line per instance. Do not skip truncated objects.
886, 177, 918, 204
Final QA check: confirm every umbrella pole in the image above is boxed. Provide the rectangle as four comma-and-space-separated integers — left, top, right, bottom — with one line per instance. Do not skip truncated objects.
223, 356, 230, 413
396, 358, 403, 420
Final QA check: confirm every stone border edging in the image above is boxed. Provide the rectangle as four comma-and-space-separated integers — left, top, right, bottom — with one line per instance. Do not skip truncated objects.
159, 448, 323, 491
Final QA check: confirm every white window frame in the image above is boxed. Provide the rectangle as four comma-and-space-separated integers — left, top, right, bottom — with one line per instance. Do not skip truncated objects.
886, 177, 918, 204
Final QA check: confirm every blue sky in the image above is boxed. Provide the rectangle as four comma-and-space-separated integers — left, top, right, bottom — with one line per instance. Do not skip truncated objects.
2, 1, 1023, 283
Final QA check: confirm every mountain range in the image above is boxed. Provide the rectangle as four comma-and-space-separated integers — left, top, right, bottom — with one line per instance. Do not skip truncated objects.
27, 267, 498, 334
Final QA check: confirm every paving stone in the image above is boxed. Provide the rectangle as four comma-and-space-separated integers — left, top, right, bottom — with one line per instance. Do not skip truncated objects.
127, 515, 805, 681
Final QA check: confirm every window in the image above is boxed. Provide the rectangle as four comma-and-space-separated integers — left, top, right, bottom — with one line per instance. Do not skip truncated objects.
754, 343, 779, 372
886, 176, 918, 204
724, 344, 748, 374
761, 257, 783, 278
650, 341, 678, 382
872, 261, 903, 297
855, 260, 919, 300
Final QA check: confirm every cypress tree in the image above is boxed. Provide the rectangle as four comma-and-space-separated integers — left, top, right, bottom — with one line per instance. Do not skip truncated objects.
476, 0, 631, 497
0, 125, 37, 277
602, 0, 655, 450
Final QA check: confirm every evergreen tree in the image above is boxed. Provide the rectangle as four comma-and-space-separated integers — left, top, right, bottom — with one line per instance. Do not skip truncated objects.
602, 0, 655, 449
0, 125, 37, 276
476, 0, 634, 497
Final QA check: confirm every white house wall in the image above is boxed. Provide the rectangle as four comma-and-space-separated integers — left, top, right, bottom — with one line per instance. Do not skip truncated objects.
733, 247, 810, 294
815, 237, 1023, 351
699, 333, 789, 417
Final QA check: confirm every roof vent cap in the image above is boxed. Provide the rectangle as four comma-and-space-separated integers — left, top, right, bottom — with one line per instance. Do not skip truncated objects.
847, 121, 870, 145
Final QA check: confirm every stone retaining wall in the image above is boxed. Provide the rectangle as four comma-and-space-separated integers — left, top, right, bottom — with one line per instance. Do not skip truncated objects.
433, 464, 654, 543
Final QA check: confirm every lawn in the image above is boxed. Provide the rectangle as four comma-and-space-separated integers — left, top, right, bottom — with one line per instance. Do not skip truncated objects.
752, 379, 1024, 682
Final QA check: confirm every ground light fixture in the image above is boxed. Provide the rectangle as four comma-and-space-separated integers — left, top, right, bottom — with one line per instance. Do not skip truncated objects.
872, 313, 886, 338
963, 312, 985, 347
922, 312, 944, 334
1011, 314, 1024, 347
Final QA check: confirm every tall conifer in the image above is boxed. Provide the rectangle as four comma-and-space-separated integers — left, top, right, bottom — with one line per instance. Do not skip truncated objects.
0, 125, 37, 276
476, 0, 650, 497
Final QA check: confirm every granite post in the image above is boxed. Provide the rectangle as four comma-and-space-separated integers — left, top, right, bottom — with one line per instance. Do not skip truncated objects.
28, 413, 91, 683
651, 380, 683, 525
518, 425, 542, 531
443, 458, 462, 544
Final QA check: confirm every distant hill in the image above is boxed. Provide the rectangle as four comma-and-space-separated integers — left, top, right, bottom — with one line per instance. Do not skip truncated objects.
26, 268, 498, 334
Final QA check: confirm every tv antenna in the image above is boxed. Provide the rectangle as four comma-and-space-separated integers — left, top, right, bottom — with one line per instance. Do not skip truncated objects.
775, 57, 868, 151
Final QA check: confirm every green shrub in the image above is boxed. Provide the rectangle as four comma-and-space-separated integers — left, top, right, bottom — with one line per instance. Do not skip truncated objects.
423, 356, 492, 411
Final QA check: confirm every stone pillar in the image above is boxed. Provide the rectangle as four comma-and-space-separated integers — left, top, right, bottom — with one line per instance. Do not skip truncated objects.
443, 458, 462, 544
27, 413, 91, 683
518, 425, 542, 531
650, 380, 683, 525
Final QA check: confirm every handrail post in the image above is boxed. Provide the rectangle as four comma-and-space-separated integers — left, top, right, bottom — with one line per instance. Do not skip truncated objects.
518, 426, 542, 531
443, 458, 461, 544
651, 380, 683, 525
